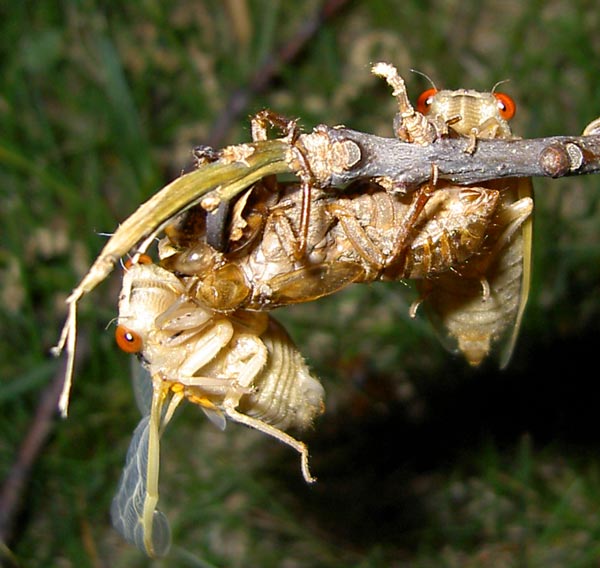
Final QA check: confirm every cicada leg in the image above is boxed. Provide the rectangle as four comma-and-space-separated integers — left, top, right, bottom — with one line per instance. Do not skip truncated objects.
325, 168, 440, 280
222, 399, 316, 483
251, 109, 316, 259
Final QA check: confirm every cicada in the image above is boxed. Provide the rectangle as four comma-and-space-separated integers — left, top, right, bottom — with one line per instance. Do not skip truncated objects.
158, 178, 500, 312
410, 79, 534, 366
110, 260, 324, 556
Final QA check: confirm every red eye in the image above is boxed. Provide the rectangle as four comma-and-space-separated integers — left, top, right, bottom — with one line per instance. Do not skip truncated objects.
416, 88, 438, 114
124, 254, 153, 269
115, 325, 143, 353
494, 92, 516, 120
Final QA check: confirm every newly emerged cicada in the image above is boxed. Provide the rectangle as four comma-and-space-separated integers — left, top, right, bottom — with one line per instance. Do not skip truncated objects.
110, 260, 324, 557
408, 75, 534, 366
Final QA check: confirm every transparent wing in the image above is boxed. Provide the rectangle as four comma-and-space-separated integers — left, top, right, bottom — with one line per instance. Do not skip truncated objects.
110, 411, 171, 557
200, 405, 227, 431
130, 357, 153, 416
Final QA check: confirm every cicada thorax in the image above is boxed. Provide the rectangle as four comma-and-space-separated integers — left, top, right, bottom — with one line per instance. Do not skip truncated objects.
420, 89, 515, 139
320, 181, 499, 282
414, 87, 533, 367
159, 181, 363, 311
159, 192, 260, 312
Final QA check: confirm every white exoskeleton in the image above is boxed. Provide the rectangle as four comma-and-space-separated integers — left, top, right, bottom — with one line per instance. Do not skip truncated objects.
111, 260, 324, 557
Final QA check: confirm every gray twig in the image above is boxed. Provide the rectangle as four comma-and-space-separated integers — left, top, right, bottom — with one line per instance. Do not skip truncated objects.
318, 127, 600, 188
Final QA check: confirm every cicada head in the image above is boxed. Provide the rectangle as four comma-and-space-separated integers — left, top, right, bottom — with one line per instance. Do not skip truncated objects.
417, 87, 516, 139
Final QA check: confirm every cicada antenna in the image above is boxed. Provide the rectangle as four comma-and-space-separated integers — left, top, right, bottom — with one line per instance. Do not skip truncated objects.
491, 79, 511, 93
410, 69, 437, 90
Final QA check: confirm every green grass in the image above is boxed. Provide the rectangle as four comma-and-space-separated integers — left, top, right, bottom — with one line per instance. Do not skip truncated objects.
3, 1, 600, 566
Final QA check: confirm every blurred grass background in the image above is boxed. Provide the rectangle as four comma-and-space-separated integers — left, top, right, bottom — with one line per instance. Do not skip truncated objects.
2, 0, 600, 566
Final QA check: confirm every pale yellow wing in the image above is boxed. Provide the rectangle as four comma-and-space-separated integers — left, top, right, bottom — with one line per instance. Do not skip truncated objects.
499, 177, 533, 368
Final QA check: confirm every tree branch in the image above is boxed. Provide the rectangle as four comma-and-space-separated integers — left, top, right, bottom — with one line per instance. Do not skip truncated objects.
316, 127, 600, 189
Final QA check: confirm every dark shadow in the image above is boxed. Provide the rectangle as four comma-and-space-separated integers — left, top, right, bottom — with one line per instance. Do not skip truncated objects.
264, 320, 600, 551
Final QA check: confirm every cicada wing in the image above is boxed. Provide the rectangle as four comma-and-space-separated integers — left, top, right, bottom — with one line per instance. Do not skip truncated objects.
498, 177, 533, 368
130, 358, 153, 417
111, 394, 171, 557
200, 405, 227, 431
416, 273, 480, 359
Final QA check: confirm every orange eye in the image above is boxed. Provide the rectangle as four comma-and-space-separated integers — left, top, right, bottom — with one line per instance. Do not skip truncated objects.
115, 325, 143, 353
124, 254, 153, 269
494, 92, 516, 120
416, 88, 438, 114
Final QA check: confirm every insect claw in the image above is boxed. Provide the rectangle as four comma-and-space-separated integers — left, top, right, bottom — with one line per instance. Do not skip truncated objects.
465, 131, 478, 154
372, 61, 437, 145
479, 277, 491, 301
300, 445, 317, 484
408, 297, 423, 319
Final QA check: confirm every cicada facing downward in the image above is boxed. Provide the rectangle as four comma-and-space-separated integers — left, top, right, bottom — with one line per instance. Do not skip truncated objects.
412, 83, 534, 366
110, 260, 324, 557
